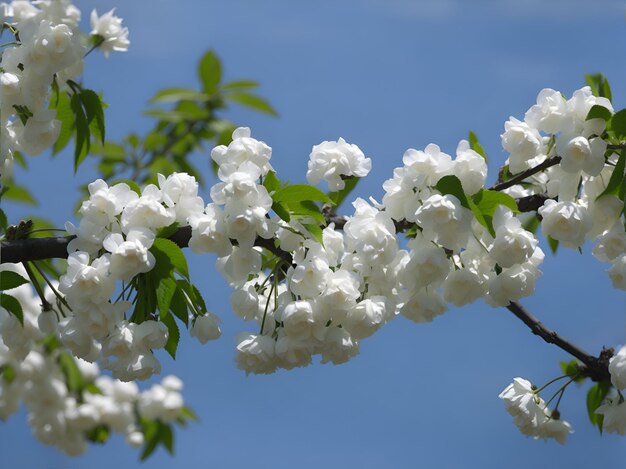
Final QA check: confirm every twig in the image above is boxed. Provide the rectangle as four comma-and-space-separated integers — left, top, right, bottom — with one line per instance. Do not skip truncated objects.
491, 156, 561, 192
506, 301, 611, 382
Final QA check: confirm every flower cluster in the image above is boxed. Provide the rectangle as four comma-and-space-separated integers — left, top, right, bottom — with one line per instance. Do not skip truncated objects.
596, 345, 626, 435
306, 137, 372, 191
0, 264, 186, 455
501, 87, 625, 286
59, 173, 219, 381
382, 139, 543, 313
0, 0, 128, 180
499, 378, 573, 444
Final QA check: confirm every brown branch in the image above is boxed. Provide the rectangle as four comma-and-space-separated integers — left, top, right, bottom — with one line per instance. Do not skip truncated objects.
0, 225, 294, 268
491, 156, 561, 192
506, 301, 611, 382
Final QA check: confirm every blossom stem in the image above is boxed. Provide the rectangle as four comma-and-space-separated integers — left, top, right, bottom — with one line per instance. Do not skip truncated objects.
31, 261, 71, 316
533, 375, 569, 394
21, 261, 52, 312
544, 375, 579, 409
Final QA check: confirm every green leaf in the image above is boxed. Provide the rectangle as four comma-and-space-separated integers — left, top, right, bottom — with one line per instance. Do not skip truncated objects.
100, 141, 126, 160
587, 381, 611, 433
161, 311, 180, 359
156, 222, 180, 239
176, 279, 208, 315
225, 92, 278, 117
302, 222, 324, 245
328, 176, 360, 209
222, 80, 258, 91
86, 425, 110, 444
435, 175, 491, 234
1, 271, 29, 291
12, 105, 33, 125
170, 288, 189, 327
159, 423, 174, 454
52, 91, 74, 155
0, 293, 23, 325
58, 351, 84, 393
468, 131, 487, 161
273, 184, 333, 206
1, 184, 37, 206
471, 189, 520, 236
0, 365, 16, 383
143, 132, 168, 152
597, 150, 625, 200
288, 200, 326, 224
157, 276, 177, 319
559, 360, 586, 383
144, 109, 202, 123
585, 74, 612, 102
12, 151, 27, 169
547, 235, 559, 254
0, 208, 7, 233
609, 110, 626, 139
150, 87, 209, 103
179, 406, 198, 422
271, 202, 291, 222
586, 104, 612, 122
263, 171, 282, 194
198, 50, 221, 95
80, 89, 105, 145
522, 215, 539, 234
140, 420, 160, 461
152, 238, 189, 280
71, 93, 90, 171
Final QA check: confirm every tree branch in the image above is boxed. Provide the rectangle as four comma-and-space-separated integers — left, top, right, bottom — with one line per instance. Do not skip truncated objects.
506, 301, 611, 382
490, 156, 561, 192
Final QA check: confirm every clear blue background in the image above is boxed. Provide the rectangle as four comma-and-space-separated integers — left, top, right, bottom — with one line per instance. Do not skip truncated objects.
2, 1, 626, 467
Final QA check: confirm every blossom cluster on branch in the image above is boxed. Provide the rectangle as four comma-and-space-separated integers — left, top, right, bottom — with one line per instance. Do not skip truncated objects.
1, 0, 626, 459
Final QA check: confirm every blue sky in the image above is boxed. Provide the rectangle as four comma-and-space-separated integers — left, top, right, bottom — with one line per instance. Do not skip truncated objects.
2, 1, 626, 467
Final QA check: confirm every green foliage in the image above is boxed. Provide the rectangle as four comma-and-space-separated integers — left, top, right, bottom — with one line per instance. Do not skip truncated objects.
0, 271, 29, 290
12, 104, 33, 125
597, 150, 625, 200
87, 49, 274, 194
472, 189, 519, 235
52, 91, 74, 155
0, 293, 23, 325
224, 91, 278, 116
86, 425, 110, 444
608, 110, 626, 139
434, 175, 517, 237
0, 364, 16, 384
587, 381, 611, 433
1, 184, 38, 206
547, 235, 559, 254
328, 176, 360, 209
150, 88, 209, 104
269, 183, 334, 234
58, 351, 85, 393
585, 73, 612, 102
586, 104, 612, 122
0, 208, 7, 234
559, 360, 586, 383
198, 49, 221, 95
140, 419, 175, 460
54, 81, 107, 171
272, 184, 333, 206
468, 131, 487, 161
